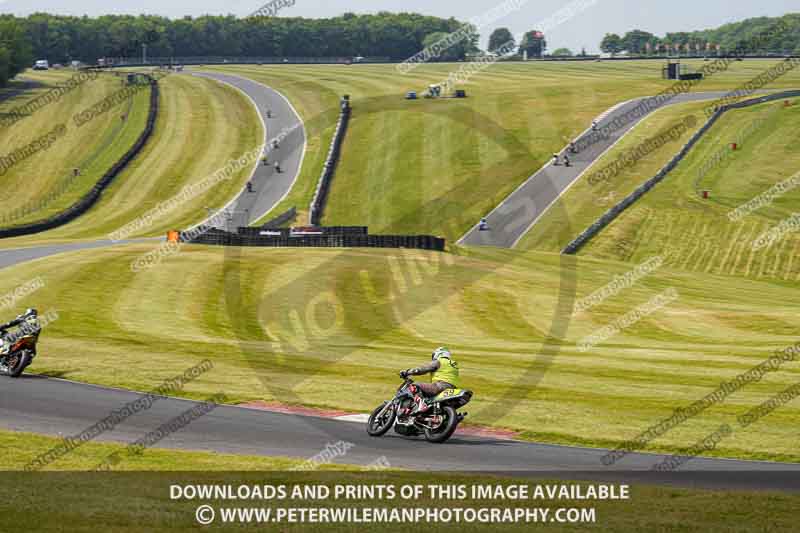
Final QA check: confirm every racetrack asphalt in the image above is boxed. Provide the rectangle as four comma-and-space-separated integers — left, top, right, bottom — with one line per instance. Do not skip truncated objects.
2, 373, 799, 491
190, 71, 306, 228
0, 239, 155, 269
458, 90, 795, 248
2, 82, 799, 490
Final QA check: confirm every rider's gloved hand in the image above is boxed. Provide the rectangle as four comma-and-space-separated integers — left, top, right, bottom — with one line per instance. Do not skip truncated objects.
399, 370, 410, 379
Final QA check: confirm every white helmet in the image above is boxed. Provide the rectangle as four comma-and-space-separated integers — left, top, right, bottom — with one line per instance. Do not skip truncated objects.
432, 347, 451, 361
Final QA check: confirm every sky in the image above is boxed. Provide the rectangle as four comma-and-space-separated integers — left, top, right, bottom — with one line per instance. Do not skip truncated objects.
1, 0, 797, 53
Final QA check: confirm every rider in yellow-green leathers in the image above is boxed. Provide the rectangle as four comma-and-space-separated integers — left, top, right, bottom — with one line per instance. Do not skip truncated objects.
400, 347, 460, 415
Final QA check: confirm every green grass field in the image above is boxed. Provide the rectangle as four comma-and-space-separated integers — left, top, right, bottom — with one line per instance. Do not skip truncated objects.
3, 60, 800, 470
3, 243, 799, 462
5, 60, 797, 245
579, 99, 800, 281
0, 70, 150, 227
0, 429, 358, 471
0, 72, 262, 246
208, 60, 800, 240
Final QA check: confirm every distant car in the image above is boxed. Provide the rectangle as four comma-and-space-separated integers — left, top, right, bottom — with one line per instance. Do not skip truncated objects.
405, 91, 418, 100
33, 60, 49, 71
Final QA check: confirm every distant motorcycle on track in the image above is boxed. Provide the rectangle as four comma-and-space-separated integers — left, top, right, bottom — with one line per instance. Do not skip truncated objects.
367, 377, 473, 444
0, 309, 41, 378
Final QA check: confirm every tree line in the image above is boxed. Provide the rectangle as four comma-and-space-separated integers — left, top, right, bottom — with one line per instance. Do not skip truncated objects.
600, 13, 800, 56
18, 12, 475, 64
0, 16, 32, 87
2, 11, 558, 87
8, 11, 554, 70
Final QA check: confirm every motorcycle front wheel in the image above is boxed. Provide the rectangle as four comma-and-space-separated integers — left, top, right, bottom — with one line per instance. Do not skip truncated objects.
367, 402, 396, 437
424, 406, 459, 443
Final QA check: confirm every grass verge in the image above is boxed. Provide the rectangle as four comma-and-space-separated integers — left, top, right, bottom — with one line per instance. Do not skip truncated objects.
2, 244, 798, 463
208, 61, 800, 241
0, 72, 262, 246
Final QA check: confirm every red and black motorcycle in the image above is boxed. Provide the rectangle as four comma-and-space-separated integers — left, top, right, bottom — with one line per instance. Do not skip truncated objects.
367, 377, 472, 444
0, 309, 41, 378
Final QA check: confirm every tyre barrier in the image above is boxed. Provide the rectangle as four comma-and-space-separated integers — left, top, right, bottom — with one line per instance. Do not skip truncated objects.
0, 75, 161, 239
309, 96, 351, 226
184, 227, 445, 251
562, 89, 800, 255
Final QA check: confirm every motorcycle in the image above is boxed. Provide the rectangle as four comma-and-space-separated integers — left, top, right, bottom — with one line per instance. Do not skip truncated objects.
367, 377, 473, 444
0, 309, 41, 378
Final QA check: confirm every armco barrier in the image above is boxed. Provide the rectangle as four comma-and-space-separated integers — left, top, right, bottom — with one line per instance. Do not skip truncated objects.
109, 56, 393, 67
260, 206, 297, 228
102, 55, 800, 68
562, 89, 800, 255
309, 96, 350, 226
0, 75, 161, 239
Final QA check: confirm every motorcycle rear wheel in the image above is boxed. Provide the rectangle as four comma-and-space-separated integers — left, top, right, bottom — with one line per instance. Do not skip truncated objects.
424, 406, 459, 443
4, 351, 31, 378
367, 402, 396, 437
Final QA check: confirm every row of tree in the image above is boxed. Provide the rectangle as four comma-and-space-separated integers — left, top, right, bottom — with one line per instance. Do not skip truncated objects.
4, 11, 557, 75
20, 12, 477, 63
0, 16, 32, 87
601, 13, 800, 56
